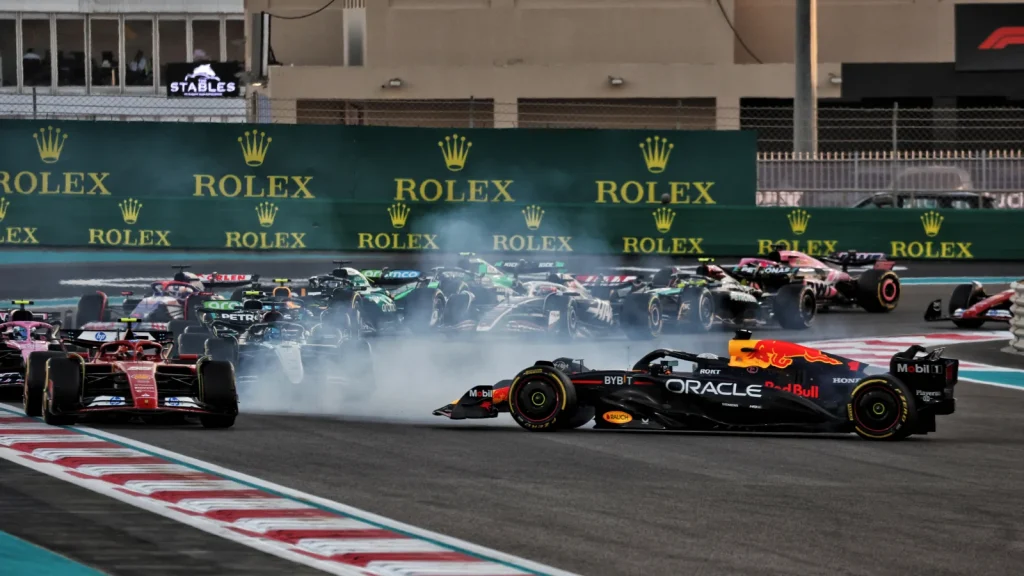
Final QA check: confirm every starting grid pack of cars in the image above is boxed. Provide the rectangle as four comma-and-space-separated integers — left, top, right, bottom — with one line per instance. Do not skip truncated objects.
0, 246, 988, 440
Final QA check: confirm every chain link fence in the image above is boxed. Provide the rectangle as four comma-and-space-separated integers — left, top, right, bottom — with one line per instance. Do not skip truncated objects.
3, 92, 1023, 207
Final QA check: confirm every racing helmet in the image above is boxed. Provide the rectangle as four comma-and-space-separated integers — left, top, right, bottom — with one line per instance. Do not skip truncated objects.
264, 325, 281, 341
262, 311, 285, 323
8, 326, 28, 341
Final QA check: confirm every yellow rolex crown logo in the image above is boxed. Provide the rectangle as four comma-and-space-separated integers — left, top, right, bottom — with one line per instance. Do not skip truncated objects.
522, 205, 545, 230
653, 206, 675, 234
438, 134, 472, 172
255, 201, 279, 228
921, 210, 943, 237
639, 136, 673, 174
388, 203, 410, 229
0, 198, 10, 222
118, 198, 142, 225
787, 209, 811, 236
238, 130, 272, 167
34, 126, 68, 164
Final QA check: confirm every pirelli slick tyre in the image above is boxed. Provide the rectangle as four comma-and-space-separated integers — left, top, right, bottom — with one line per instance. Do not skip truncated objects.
402, 287, 445, 334
948, 283, 986, 329
849, 375, 917, 441
857, 269, 900, 313
543, 294, 579, 340
24, 351, 65, 417
205, 337, 238, 364
198, 360, 237, 429
622, 292, 664, 341
42, 357, 81, 426
177, 333, 209, 356
506, 364, 578, 431
774, 283, 816, 330
681, 286, 715, 332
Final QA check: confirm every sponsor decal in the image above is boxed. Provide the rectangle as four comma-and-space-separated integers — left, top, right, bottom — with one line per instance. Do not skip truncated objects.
95, 332, 107, 341
603, 375, 626, 385
394, 134, 515, 205
756, 210, 839, 256
602, 411, 633, 424
622, 205, 704, 255
895, 362, 943, 374
665, 379, 762, 398
109, 396, 124, 406
88, 197, 171, 247
493, 204, 573, 253
738, 340, 843, 369
167, 62, 240, 98
832, 377, 858, 384
597, 136, 717, 205
955, 3, 1024, 71
218, 312, 262, 322
696, 368, 721, 375
166, 396, 181, 407
889, 211, 972, 260
764, 381, 819, 399
224, 200, 306, 249
916, 390, 942, 398
468, 388, 492, 398
357, 203, 440, 251
203, 300, 242, 311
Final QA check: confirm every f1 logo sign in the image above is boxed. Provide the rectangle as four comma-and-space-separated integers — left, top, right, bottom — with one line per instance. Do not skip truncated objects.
979, 26, 1024, 50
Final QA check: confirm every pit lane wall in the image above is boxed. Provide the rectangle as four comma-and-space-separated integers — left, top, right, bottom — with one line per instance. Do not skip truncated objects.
1011, 282, 1024, 354
0, 118, 1021, 259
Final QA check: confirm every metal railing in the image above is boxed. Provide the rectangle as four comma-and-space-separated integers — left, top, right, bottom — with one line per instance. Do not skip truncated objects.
3, 93, 1023, 207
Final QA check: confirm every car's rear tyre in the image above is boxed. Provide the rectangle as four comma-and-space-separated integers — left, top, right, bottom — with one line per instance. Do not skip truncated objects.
24, 351, 65, 417
205, 337, 238, 364
543, 294, 579, 340
438, 278, 469, 299
198, 360, 237, 428
948, 283, 986, 329
774, 283, 816, 330
622, 292, 663, 340
75, 293, 107, 327
402, 287, 445, 334
442, 291, 474, 326
184, 325, 211, 335
682, 286, 715, 332
850, 375, 917, 440
42, 357, 81, 426
177, 333, 209, 356
857, 269, 900, 313
168, 319, 198, 356
506, 364, 578, 431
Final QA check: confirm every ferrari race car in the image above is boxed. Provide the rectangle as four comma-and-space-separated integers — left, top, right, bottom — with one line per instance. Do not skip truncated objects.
924, 281, 1015, 328
75, 265, 257, 327
434, 330, 959, 440
0, 301, 64, 395
24, 319, 238, 428
737, 247, 901, 313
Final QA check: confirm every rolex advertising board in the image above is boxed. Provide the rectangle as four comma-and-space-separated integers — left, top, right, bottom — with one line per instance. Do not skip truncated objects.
0, 119, 1020, 258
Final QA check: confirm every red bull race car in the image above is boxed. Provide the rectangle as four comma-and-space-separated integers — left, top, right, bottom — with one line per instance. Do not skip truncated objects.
924, 281, 1014, 328
434, 330, 958, 441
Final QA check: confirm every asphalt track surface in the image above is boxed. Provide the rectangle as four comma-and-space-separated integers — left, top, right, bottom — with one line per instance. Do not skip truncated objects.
3, 255, 1024, 575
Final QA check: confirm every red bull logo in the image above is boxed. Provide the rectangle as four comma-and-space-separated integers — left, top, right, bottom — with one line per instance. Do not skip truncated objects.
729, 339, 843, 370
765, 381, 819, 399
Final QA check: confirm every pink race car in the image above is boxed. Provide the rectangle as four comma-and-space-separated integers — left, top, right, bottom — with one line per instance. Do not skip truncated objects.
0, 301, 62, 394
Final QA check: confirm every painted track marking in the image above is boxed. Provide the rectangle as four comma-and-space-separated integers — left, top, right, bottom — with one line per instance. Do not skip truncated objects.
0, 408, 579, 576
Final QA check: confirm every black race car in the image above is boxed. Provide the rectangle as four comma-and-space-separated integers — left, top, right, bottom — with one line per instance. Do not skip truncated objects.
434, 330, 958, 441
575, 259, 816, 333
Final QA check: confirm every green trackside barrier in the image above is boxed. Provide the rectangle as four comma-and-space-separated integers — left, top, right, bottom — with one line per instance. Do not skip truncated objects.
0, 119, 1016, 259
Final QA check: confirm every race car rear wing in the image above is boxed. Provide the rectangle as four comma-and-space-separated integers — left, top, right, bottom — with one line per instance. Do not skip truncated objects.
493, 259, 566, 275
820, 251, 894, 271
61, 321, 174, 347
889, 345, 958, 403
574, 274, 642, 287
0, 309, 72, 326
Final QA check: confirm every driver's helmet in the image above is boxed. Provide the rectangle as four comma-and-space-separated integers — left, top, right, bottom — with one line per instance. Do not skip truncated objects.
167, 284, 192, 299
8, 326, 28, 341
264, 326, 281, 341
697, 264, 726, 280
118, 345, 138, 359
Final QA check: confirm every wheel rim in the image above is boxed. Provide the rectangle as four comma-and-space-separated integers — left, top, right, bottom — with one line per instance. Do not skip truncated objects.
880, 277, 899, 303
512, 378, 560, 423
854, 385, 902, 433
648, 300, 662, 333
566, 305, 577, 332
699, 294, 713, 327
800, 291, 816, 321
